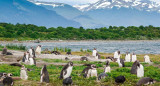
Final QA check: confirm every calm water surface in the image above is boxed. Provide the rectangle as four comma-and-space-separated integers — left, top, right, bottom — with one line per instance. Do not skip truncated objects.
1, 41, 160, 54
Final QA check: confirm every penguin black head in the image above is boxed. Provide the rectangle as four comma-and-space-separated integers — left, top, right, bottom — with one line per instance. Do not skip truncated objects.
126, 52, 128, 55
94, 48, 96, 50
133, 52, 135, 55
106, 60, 110, 66
21, 65, 25, 70
39, 45, 42, 47
7, 73, 12, 77
118, 51, 120, 55
2, 73, 7, 78
91, 64, 96, 69
136, 60, 140, 67
68, 62, 73, 66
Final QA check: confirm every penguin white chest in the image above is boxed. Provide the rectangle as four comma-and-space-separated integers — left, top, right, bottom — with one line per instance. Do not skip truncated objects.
20, 70, 28, 80
90, 69, 97, 77
125, 54, 131, 62
117, 59, 122, 67
104, 66, 111, 73
144, 56, 151, 63
132, 55, 137, 62
64, 66, 73, 79
29, 58, 34, 65
92, 50, 97, 57
137, 64, 144, 78
36, 47, 41, 54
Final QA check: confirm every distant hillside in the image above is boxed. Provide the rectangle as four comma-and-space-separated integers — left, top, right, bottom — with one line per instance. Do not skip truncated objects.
0, 0, 81, 28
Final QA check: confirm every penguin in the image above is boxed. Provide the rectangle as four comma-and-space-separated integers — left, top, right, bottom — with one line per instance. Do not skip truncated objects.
29, 57, 36, 65
1, 47, 7, 55
63, 76, 72, 86
131, 53, 137, 62
0, 73, 6, 81
22, 52, 30, 63
131, 61, 144, 77
82, 64, 97, 78
131, 60, 140, 74
66, 52, 71, 55
115, 76, 125, 83
98, 73, 108, 80
10, 63, 22, 67
114, 51, 120, 59
117, 59, 125, 67
137, 77, 156, 86
35, 45, 41, 55
95, 53, 100, 59
40, 65, 49, 83
104, 60, 111, 73
92, 48, 97, 57
3, 73, 13, 86
90, 64, 98, 77
20, 65, 28, 80
80, 57, 88, 61
65, 57, 69, 61
28, 47, 34, 57
137, 63, 144, 78
125, 52, 131, 62
144, 55, 151, 63
60, 62, 73, 79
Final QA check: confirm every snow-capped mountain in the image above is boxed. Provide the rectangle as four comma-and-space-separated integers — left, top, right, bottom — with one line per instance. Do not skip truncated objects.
28, 0, 65, 8
74, 0, 160, 13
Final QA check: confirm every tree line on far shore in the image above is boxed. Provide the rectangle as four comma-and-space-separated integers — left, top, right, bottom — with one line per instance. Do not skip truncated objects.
0, 23, 160, 41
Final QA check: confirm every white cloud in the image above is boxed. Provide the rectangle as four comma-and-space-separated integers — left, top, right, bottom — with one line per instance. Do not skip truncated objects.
35, 0, 99, 5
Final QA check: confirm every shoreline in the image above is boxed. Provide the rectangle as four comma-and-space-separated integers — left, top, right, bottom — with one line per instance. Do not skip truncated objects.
1, 40, 160, 43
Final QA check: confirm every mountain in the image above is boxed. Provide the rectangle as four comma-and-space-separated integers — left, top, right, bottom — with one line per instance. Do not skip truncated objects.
0, 0, 81, 28
28, 0, 103, 28
73, 0, 160, 27
74, 0, 160, 13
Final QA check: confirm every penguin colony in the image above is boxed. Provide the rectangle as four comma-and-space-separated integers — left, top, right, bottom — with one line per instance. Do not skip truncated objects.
0, 46, 156, 86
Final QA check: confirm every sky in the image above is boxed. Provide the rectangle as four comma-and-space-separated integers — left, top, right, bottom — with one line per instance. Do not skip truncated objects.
35, 0, 160, 5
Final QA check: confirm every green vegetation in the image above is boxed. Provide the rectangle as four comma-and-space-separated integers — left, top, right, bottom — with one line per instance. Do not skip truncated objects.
0, 23, 160, 41
0, 61, 160, 86
0, 44, 26, 51
6, 44, 26, 50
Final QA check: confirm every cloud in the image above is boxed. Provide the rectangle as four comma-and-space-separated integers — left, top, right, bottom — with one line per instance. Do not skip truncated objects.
35, 0, 99, 5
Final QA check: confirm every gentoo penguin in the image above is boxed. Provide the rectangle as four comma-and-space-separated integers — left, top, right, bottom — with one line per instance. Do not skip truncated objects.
131, 60, 140, 74
10, 63, 22, 67
98, 61, 110, 80
40, 65, 49, 83
1, 47, 7, 55
80, 57, 88, 61
98, 73, 108, 80
28, 47, 35, 57
0, 73, 6, 81
114, 51, 120, 59
65, 57, 69, 61
22, 52, 30, 63
63, 76, 72, 86
125, 52, 131, 62
29, 57, 36, 65
92, 48, 97, 57
95, 53, 100, 59
3, 73, 13, 86
144, 55, 151, 63
117, 59, 125, 67
137, 77, 156, 86
115, 76, 126, 83
66, 51, 71, 55
131, 61, 144, 77
137, 63, 144, 78
82, 64, 97, 78
35, 45, 41, 55
104, 61, 111, 73
131, 53, 137, 62
20, 65, 28, 80
60, 62, 73, 79
90, 64, 98, 77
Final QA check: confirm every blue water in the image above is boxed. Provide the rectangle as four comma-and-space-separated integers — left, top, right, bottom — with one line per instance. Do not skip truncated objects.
1, 41, 160, 54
